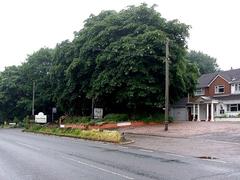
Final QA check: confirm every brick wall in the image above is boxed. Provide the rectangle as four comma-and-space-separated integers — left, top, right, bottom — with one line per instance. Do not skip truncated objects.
205, 76, 230, 96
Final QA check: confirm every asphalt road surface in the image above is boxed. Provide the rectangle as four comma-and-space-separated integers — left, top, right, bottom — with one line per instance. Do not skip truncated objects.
0, 129, 240, 180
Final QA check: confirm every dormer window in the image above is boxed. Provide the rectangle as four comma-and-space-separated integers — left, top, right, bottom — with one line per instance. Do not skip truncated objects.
235, 84, 240, 92
215, 85, 224, 94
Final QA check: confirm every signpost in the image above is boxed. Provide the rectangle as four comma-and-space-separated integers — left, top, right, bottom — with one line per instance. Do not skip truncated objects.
52, 107, 57, 122
35, 112, 47, 124
94, 108, 103, 119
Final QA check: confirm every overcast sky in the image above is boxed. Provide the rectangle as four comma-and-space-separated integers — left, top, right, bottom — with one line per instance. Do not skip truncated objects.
0, 0, 239, 71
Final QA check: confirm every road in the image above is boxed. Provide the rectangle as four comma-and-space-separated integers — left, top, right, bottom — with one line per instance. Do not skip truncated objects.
0, 129, 240, 180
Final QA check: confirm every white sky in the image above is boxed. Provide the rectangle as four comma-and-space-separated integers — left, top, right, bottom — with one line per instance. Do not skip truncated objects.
0, 0, 239, 71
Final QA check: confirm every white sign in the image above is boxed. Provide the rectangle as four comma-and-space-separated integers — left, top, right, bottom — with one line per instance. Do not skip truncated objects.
94, 108, 103, 119
35, 112, 47, 123
52, 107, 57, 113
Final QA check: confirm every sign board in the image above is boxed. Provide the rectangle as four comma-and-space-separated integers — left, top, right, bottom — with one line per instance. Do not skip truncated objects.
35, 112, 47, 123
94, 108, 103, 119
52, 107, 57, 113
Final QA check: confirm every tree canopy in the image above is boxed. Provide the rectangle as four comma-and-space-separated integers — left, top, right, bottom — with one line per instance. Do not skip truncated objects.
0, 4, 200, 122
187, 50, 219, 74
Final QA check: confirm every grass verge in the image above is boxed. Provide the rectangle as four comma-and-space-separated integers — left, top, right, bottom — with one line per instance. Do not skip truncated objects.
24, 125, 122, 143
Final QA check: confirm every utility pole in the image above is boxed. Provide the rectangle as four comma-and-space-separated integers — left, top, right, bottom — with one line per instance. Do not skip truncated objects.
32, 81, 35, 116
164, 38, 169, 131
91, 98, 95, 119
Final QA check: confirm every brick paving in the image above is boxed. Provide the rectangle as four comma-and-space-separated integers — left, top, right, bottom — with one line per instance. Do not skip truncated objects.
121, 121, 240, 138
121, 122, 240, 164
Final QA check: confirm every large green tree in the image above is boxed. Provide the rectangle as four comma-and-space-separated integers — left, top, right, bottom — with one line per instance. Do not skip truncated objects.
0, 4, 200, 120
0, 66, 23, 121
19, 48, 54, 115
66, 4, 199, 114
0, 48, 54, 122
187, 50, 219, 74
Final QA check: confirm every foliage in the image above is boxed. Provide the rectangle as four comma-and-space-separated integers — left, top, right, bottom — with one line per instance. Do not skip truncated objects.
104, 114, 129, 122
23, 116, 30, 129
0, 4, 200, 121
133, 113, 173, 123
25, 125, 122, 143
187, 50, 219, 74
63, 116, 91, 124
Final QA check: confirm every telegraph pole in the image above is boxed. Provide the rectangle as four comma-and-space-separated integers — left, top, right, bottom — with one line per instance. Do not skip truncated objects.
164, 38, 169, 131
32, 81, 35, 116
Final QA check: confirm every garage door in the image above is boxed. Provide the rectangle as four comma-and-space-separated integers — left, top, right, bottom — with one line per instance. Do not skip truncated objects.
172, 108, 187, 121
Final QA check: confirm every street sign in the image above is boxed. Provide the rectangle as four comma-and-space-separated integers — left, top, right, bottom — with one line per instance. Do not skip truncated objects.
94, 108, 103, 119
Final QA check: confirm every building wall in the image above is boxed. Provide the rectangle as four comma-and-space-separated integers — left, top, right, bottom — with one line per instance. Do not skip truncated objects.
206, 76, 231, 96
170, 107, 188, 121
216, 99, 240, 117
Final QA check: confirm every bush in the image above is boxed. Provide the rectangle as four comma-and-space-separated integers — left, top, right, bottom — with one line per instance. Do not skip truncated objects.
104, 114, 129, 122
63, 116, 91, 124
25, 125, 122, 143
133, 113, 173, 123
23, 116, 30, 129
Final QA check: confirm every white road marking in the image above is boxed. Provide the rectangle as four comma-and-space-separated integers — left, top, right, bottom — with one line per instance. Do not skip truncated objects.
201, 159, 227, 164
166, 153, 185, 158
62, 156, 134, 180
207, 139, 240, 145
16, 142, 40, 151
139, 149, 154, 153
119, 146, 129, 149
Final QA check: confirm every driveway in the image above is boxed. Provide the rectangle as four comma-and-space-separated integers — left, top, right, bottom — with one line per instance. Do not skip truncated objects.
121, 122, 240, 165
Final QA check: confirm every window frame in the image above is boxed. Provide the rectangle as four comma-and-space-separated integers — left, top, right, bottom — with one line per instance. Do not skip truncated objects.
195, 88, 204, 96
227, 104, 240, 112
215, 85, 225, 94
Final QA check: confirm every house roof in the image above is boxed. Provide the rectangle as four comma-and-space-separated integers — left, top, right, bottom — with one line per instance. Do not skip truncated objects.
213, 94, 240, 101
197, 68, 240, 88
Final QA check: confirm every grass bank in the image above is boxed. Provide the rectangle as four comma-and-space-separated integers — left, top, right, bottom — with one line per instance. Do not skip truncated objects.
24, 125, 122, 143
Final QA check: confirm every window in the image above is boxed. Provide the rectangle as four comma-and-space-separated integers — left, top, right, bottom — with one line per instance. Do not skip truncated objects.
215, 85, 224, 94
234, 84, 240, 93
227, 104, 239, 112
220, 109, 225, 114
231, 104, 238, 111
195, 88, 204, 96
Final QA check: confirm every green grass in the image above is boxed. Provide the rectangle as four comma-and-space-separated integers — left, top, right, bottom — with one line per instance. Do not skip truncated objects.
25, 125, 122, 143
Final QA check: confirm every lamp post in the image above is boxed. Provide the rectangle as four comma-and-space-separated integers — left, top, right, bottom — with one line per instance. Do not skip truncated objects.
164, 38, 169, 131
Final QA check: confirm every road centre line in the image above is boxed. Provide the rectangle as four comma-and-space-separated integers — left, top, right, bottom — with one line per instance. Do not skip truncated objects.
16, 142, 40, 151
62, 156, 134, 180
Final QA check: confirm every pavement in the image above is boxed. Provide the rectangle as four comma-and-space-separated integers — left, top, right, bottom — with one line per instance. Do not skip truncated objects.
1, 128, 240, 180
121, 121, 240, 165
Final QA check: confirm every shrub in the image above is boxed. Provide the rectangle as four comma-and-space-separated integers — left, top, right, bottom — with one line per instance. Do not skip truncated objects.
63, 116, 91, 124
23, 116, 30, 129
25, 126, 121, 143
104, 114, 129, 122
133, 113, 173, 123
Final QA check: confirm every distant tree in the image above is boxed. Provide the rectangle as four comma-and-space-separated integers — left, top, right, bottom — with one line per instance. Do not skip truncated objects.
0, 48, 54, 121
19, 48, 54, 116
187, 50, 219, 74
